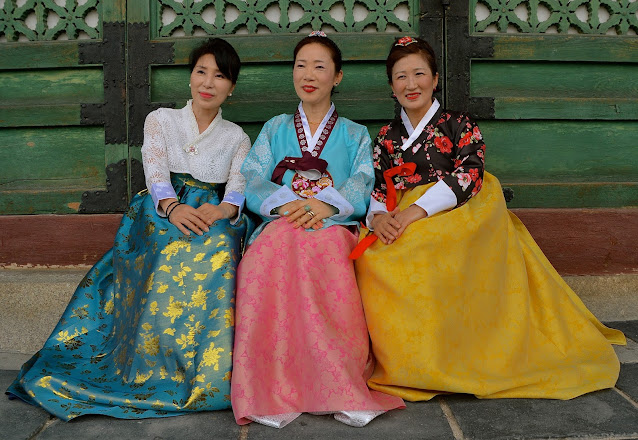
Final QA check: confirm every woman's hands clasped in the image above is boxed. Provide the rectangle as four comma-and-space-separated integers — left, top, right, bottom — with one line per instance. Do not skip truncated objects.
277, 198, 336, 230
162, 199, 238, 236
371, 205, 428, 245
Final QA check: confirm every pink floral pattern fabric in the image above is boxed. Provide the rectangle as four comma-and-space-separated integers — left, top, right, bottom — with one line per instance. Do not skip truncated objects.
231, 219, 405, 424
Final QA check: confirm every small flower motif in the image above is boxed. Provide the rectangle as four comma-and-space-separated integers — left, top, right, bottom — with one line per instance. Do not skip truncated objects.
183, 145, 198, 155
457, 173, 472, 190
396, 36, 417, 46
469, 168, 479, 181
379, 125, 390, 136
459, 132, 473, 148
384, 139, 395, 154
406, 173, 422, 184
434, 136, 453, 154
473, 126, 483, 140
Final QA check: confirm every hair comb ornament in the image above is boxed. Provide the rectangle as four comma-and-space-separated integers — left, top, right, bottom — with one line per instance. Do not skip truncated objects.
309, 30, 328, 37
395, 36, 418, 46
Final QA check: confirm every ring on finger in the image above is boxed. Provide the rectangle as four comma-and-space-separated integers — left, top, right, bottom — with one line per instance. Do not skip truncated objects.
307, 210, 316, 218
304, 205, 312, 212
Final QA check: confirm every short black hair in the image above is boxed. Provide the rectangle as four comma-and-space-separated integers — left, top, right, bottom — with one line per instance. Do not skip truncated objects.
189, 38, 241, 84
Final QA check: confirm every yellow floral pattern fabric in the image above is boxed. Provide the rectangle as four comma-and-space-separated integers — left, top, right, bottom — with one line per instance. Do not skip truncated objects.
7, 174, 251, 420
356, 172, 625, 401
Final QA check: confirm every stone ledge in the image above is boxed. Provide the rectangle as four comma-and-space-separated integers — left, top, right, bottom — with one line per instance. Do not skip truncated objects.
1, 268, 637, 358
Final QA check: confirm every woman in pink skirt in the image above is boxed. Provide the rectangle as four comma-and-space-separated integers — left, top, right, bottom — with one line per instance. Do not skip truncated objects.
230, 32, 405, 428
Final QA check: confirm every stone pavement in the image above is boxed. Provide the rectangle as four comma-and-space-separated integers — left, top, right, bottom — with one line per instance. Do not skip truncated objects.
1, 321, 637, 440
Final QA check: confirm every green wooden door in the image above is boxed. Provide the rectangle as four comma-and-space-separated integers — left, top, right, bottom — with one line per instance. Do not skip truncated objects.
446, 0, 638, 208
3, 0, 634, 216
0, 0, 129, 214
1, 0, 422, 215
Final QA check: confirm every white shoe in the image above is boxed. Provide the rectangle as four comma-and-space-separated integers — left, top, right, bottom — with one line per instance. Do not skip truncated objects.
334, 410, 386, 427
246, 413, 302, 428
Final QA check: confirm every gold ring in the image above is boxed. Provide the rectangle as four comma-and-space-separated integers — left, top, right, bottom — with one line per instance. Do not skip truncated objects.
307, 210, 316, 218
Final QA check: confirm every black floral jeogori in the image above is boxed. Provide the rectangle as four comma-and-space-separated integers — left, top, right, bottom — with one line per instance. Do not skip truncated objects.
372, 107, 486, 207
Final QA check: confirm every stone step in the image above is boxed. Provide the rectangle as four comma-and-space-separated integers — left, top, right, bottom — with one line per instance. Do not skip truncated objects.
1, 268, 637, 370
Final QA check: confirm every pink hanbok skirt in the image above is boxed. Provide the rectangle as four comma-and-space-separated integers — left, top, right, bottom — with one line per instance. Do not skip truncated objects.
231, 218, 405, 425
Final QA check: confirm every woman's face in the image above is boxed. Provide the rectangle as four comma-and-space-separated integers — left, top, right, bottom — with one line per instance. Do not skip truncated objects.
390, 53, 439, 116
190, 53, 235, 115
293, 43, 343, 108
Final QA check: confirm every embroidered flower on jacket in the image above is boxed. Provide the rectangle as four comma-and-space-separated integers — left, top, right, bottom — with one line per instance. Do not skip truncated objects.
473, 126, 483, 140
434, 136, 453, 154
384, 139, 395, 154
459, 132, 473, 148
406, 173, 422, 184
469, 168, 480, 182
457, 173, 472, 190
379, 125, 390, 136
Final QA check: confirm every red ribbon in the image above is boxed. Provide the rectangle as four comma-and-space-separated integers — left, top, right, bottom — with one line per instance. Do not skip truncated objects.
349, 162, 417, 259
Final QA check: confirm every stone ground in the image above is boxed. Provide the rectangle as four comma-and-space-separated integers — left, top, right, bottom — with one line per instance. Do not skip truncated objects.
1, 268, 637, 439
0, 321, 636, 440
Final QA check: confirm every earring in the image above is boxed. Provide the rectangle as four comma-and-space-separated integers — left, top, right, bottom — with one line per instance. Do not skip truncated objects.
188, 83, 191, 87
334, 83, 339, 86
228, 93, 232, 96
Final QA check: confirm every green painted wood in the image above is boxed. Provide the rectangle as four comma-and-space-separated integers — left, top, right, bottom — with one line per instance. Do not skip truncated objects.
170, 34, 406, 64
479, 120, 637, 183
0, 105, 80, 127
471, 62, 638, 98
0, 0, 101, 41
150, 62, 393, 123
0, 68, 104, 105
492, 97, 638, 120
102, 0, 127, 22
474, 0, 638, 35
106, 143, 129, 167
0, 189, 94, 214
489, 35, 638, 63
151, 0, 417, 37
501, 183, 638, 209
0, 42, 80, 69
0, 127, 105, 189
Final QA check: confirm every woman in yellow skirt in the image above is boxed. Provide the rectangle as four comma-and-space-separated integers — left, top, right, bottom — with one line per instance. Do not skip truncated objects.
353, 36, 625, 401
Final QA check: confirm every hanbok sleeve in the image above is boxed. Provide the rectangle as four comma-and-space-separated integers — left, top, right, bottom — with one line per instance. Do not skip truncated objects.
241, 117, 300, 220
316, 124, 374, 222
141, 110, 177, 215
439, 114, 486, 207
222, 132, 251, 206
370, 124, 393, 205
364, 125, 393, 227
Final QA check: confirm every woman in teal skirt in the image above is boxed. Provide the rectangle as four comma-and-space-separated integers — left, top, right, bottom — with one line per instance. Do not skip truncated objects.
6, 38, 253, 420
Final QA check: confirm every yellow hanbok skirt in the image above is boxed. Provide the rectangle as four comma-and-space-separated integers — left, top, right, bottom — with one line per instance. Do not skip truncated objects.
355, 172, 625, 401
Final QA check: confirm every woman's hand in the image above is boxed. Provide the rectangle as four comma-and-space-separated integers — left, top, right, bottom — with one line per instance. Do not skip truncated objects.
393, 205, 428, 237
372, 205, 427, 244
278, 199, 336, 230
371, 208, 401, 244
161, 198, 210, 236
197, 202, 238, 225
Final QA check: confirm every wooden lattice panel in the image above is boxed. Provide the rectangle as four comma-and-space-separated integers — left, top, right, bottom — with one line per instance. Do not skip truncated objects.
0, 0, 101, 41
153, 0, 415, 37
474, 0, 638, 35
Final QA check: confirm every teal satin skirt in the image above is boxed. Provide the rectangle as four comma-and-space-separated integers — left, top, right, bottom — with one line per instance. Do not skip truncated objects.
7, 174, 252, 420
